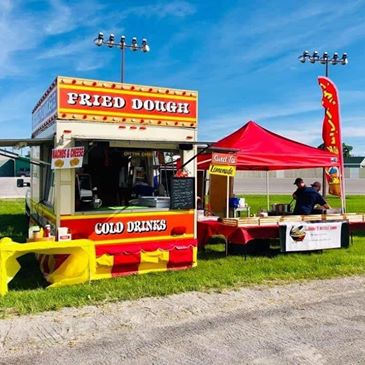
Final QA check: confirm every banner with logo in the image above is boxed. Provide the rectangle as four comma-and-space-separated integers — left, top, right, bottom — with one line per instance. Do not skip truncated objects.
279, 221, 348, 252
318, 76, 343, 196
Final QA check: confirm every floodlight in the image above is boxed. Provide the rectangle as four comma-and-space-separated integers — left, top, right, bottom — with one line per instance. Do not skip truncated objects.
120, 35, 126, 49
94, 32, 104, 46
331, 52, 339, 65
131, 37, 138, 51
108, 34, 115, 48
341, 53, 348, 65
141, 39, 150, 53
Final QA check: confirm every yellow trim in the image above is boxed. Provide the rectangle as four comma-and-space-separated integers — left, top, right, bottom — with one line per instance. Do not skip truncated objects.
58, 83, 197, 101
192, 246, 198, 265
30, 199, 56, 222
139, 250, 169, 273
58, 108, 196, 122
94, 234, 194, 246
60, 210, 194, 220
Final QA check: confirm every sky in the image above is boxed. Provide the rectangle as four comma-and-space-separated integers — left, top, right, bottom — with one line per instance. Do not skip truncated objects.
1, 0, 365, 155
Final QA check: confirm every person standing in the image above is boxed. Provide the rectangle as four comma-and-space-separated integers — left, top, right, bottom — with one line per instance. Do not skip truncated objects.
292, 177, 306, 201
310, 181, 331, 213
292, 178, 330, 215
310, 181, 322, 193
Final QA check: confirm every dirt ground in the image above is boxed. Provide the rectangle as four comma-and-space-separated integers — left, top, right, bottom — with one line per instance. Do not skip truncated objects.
1, 275, 365, 364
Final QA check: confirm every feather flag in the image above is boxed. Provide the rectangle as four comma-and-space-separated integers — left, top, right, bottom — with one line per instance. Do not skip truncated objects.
318, 76, 344, 197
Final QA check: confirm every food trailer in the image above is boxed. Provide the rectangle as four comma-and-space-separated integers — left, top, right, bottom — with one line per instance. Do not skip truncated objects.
29, 76, 198, 280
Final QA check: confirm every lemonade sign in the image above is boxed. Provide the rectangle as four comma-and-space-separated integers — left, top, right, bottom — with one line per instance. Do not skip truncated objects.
208, 152, 237, 176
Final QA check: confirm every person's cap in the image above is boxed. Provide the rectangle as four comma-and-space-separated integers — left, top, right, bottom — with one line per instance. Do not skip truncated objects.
311, 181, 321, 189
293, 177, 304, 185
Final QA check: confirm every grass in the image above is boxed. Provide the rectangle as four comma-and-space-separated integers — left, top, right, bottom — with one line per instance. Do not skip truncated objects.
243, 194, 365, 215
0, 197, 365, 316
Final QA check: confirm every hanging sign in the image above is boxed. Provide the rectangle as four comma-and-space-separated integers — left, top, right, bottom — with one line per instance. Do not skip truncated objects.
209, 152, 237, 176
208, 164, 236, 177
211, 152, 237, 165
51, 147, 84, 169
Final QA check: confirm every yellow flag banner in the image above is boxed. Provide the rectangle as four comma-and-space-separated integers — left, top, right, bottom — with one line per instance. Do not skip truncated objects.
318, 76, 343, 197
208, 164, 236, 177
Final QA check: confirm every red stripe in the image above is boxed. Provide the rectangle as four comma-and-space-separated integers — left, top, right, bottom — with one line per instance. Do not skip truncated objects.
95, 239, 196, 256
111, 252, 141, 276
167, 246, 194, 270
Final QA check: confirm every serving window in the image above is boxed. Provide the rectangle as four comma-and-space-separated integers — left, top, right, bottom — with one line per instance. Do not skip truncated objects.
74, 141, 182, 212
41, 145, 55, 208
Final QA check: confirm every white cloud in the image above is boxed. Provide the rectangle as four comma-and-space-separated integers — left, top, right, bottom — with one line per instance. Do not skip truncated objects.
0, 0, 12, 12
37, 39, 90, 59
343, 126, 365, 137
0, 86, 40, 137
0, 4, 41, 77
199, 98, 320, 137
120, 1, 196, 18
44, 0, 74, 35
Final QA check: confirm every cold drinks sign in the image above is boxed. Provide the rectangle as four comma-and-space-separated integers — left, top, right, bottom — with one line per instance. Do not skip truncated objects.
208, 153, 237, 176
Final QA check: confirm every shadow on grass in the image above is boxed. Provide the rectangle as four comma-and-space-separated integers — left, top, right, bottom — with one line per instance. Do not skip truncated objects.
0, 212, 48, 291
8, 253, 48, 291
199, 239, 282, 260
229, 239, 282, 258
353, 231, 365, 237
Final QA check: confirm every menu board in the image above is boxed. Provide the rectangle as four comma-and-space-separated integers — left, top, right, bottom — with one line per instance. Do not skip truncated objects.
170, 177, 195, 210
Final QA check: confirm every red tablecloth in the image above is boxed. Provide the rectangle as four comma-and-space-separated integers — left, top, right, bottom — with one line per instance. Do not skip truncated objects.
349, 221, 365, 233
197, 221, 279, 249
197, 220, 365, 250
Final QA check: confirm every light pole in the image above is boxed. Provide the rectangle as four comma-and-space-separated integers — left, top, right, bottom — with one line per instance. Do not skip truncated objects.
299, 51, 348, 77
94, 32, 150, 83
298, 50, 348, 197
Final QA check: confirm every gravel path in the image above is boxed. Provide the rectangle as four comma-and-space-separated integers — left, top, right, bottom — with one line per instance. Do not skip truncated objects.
1, 276, 365, 364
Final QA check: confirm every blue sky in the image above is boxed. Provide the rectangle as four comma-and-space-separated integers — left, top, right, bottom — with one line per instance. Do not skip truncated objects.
1, 0, 365, 155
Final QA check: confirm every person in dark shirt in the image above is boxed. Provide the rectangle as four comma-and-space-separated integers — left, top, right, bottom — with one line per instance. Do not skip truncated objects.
292, 177, 306, 203
292, 178, 330, 215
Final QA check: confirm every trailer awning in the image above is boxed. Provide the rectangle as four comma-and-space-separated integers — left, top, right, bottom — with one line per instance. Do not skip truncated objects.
0, 138, 53, 147
73, 136, 238, 153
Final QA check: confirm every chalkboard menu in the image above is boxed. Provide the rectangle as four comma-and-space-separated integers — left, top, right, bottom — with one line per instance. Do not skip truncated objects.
170, 177, 195, 210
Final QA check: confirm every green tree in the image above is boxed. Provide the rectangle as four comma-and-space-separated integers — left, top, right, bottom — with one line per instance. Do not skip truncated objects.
317, 142, 353, 158
342, 143, 353, 158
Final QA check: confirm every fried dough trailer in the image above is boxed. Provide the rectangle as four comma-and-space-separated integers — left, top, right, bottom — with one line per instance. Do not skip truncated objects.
29, 76, 198, 280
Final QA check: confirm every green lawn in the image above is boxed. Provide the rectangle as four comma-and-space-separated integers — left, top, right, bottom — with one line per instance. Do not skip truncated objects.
0, 197, 365, 316
243, 194, 365, 215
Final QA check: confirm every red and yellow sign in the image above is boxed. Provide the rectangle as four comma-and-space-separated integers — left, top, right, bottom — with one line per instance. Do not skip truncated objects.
318, 76, 343, 196
57, 210, 196, 278
32, 77, 198, 134
60, 210, 194, 244
57, 77, 198, 127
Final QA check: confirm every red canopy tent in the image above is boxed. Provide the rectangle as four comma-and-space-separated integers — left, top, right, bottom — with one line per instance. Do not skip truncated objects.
198, 121, 339, 170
